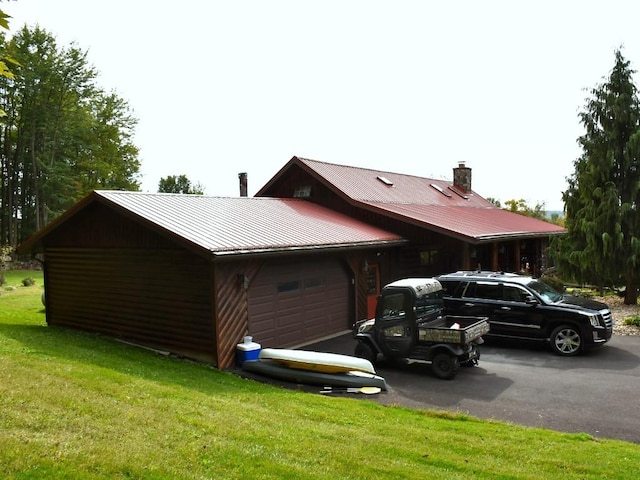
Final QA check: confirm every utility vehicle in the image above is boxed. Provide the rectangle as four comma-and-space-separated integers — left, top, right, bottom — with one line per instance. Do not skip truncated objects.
353, 278, 489, 379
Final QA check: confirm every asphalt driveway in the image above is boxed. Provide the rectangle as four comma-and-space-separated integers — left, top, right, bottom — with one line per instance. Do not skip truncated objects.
300, 333, 640, 444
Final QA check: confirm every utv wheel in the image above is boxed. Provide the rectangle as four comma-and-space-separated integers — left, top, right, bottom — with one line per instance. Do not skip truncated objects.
354, 342, 377, 365
431, 353, 459, 380
550, 325, 583, 356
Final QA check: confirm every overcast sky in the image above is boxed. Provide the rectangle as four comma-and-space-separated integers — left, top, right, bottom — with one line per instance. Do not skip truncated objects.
5, 0, 640, 211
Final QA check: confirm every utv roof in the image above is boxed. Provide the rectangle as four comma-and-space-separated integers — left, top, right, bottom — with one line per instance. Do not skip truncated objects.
383, 278, 443, 297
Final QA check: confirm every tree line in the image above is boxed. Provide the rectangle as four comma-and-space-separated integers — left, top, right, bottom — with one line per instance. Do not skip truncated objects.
0, 25, 141, 246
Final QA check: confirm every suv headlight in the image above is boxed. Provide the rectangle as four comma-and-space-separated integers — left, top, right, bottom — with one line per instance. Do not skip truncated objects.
588, 314, 600, 328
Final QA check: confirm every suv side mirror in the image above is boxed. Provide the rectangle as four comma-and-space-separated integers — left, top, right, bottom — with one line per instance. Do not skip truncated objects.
525, 295, 538, 305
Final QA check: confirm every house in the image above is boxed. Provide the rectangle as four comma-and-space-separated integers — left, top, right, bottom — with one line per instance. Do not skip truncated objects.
17, 157, 565, 369
16, 191, 404, 369
257, 157, 565, 317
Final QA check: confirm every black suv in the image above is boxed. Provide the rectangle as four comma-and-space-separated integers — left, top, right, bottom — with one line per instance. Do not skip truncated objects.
436, 271, 613, 356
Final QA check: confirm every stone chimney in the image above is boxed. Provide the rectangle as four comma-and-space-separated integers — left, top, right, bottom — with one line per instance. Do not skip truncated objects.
238, 172, 248, 197
453, 162, 471, 193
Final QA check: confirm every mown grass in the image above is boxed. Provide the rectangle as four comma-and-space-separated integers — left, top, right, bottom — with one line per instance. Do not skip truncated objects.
1, 270, 639, 479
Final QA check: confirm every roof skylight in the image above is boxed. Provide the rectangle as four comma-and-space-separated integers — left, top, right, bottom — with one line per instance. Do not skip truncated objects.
430, 183, 452, 197
377, 176, 394, 186
448, 186, 469, 200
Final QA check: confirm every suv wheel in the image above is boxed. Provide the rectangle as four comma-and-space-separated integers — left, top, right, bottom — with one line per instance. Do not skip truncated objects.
550, 325, 582, 356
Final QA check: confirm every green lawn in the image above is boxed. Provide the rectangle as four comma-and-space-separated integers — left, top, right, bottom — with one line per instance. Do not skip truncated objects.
1, 270, 639, 479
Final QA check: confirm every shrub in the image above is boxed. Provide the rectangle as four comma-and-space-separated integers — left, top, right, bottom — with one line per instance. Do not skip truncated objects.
624, 315, 640, 328
21, 277, 35, 287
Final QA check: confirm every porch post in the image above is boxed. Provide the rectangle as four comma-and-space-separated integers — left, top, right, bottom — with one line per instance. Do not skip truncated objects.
462, 242, 471, 270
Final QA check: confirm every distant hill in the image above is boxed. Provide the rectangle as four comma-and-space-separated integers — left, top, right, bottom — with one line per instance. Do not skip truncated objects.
546, 210, 563, 218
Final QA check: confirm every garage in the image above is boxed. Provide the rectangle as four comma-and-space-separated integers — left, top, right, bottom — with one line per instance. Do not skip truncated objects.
248, 258, 351, 347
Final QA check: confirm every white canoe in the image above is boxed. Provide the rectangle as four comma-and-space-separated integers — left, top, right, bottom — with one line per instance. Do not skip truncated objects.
259, 348, 376, 374
242, 359, 387, 390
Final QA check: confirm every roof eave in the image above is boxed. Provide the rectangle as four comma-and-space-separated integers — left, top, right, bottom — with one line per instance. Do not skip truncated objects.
472, 230, 566, 243
211, 238, 408, 260
255, 155, 301, 196
16, 191, 100, 255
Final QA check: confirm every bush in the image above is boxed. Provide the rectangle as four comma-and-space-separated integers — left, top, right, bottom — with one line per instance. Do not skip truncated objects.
624, 315, 640, 327
21, 277, 35, 287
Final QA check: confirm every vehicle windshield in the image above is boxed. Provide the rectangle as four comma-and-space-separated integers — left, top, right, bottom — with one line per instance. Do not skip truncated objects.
527, 280, 563, 303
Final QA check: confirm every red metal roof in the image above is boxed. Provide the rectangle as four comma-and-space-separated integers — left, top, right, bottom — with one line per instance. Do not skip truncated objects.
262, 157, 565, 242
295, 157, 495, 208
18, 191, 405, 256
375, 204, 564, 241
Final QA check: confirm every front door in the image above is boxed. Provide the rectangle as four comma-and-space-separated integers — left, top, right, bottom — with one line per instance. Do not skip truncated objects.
366, 264, 380, 319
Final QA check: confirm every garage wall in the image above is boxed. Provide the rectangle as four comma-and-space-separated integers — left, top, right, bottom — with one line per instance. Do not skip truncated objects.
44, 247, 216, 362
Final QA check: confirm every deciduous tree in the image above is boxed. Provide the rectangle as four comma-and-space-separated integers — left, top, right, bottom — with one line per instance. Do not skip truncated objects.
503, 199, 547, 221
158, 175, 204, 195
0, 26, 140, 246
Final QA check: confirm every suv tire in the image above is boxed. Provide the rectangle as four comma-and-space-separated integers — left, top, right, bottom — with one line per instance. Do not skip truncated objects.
550, 325, 583, 356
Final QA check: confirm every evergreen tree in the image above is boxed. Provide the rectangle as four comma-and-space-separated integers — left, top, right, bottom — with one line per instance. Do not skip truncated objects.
551, 49, 640, 304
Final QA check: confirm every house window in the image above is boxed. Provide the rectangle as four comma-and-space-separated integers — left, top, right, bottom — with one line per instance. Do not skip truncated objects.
293, 185, 312, 198
277, 280, 300, 293
420, 250, 439, 266
304, 277, 323, 289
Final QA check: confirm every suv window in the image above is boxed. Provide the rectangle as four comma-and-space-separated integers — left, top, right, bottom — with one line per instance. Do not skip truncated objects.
527, 280, 563, 303
462, 281, 500, 300
439, 280, 460, 296
502, 284, 530, 303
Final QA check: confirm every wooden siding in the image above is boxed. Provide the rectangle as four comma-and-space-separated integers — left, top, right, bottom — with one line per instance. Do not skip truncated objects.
44, 201, 180, 250
214, 261, 262, 369
44, 247, 216, 363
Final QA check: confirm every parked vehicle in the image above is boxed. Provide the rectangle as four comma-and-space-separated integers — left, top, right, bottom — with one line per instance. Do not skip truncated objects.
353, 278, 489, 379
436, 271, 613, 356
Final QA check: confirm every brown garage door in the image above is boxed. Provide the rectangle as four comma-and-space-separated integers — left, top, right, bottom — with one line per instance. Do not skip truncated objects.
247, 259, 350, 348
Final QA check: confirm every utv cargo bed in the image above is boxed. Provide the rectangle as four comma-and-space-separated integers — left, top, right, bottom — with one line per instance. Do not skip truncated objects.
418, 315, 490, 344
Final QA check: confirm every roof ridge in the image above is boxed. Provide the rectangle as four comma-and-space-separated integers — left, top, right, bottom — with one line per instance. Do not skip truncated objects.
298, 157, 446, 183
96, 191, 312, 202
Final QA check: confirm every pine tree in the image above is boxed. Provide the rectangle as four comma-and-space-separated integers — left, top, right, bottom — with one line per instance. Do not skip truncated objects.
552, 49, 640, 304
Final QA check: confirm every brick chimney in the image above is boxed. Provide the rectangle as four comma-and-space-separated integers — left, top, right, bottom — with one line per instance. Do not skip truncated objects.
238, 172, 248, 197
453, 162, 471, 193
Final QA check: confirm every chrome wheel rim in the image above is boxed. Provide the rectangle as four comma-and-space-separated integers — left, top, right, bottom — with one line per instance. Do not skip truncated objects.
554, 328, 581, 354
